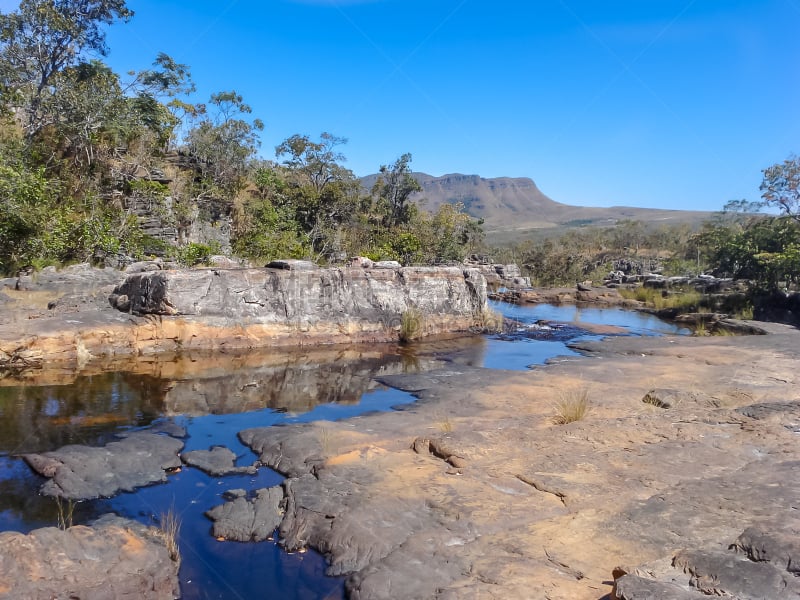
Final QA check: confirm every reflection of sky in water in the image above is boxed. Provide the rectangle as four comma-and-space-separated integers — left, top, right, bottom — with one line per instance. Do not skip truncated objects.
490, 300, 690, 336
479, 300, 690, 370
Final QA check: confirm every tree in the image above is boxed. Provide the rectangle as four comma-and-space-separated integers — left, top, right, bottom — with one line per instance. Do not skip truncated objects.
0, 0, 132, 137
372, 153, 421, 227
273, 132, 359, 259
761, 155, 800, 222
275, 132, 349, 194
185, 90, 263, 197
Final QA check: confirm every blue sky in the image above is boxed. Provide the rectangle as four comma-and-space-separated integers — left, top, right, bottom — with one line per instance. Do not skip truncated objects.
6, 0, 800, 211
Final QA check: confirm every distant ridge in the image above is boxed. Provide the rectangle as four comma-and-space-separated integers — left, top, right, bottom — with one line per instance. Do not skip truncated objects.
360, 172, 714, 241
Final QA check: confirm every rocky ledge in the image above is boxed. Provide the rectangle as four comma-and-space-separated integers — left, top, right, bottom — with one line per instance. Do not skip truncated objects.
0, 263, 488, 369
0, 514, 180, 600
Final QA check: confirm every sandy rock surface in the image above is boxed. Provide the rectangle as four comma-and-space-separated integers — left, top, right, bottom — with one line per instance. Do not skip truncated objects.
0, 514, 180, 600
237, 323, 800, 599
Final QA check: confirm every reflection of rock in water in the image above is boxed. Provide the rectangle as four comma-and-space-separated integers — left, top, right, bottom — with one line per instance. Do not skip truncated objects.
0, 373, 167, 455
163, 354, 441, 416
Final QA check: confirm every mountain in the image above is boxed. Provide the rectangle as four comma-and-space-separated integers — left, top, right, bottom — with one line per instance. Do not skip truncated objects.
360, 172, 714, 242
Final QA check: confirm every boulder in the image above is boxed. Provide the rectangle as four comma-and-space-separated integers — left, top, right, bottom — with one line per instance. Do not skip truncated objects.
23, 432, 184, 500
373, 260, 401, 269
206, 487, 284, 542
0, 514, 180, 599
181, 445, 257, 476
266, 259, 317, 270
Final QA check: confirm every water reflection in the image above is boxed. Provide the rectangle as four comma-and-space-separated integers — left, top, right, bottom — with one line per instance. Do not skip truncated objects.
0, 373, 166, 455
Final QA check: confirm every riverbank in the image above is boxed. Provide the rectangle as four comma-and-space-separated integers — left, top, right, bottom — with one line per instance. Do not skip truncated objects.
234, 320, 800, 598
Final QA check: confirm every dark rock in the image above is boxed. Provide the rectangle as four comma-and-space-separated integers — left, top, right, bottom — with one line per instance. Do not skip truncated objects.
181, 445, 257, 476
612, 574, 699, 600
714, 318, 769, 336
206, 487, 284, 542
108, 266, 487, 336
736, 401, 800, 431
0, 514, 180, 599
731, 527, 800, 573
22, 432, 184, 500
266, 259, 317, 270
239, 424, 323, 478
673, 548, 800, 598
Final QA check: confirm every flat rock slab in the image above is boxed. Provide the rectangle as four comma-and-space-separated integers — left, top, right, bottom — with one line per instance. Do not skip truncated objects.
181, 446, 257, 477
206, 487, 284, 542
23, 432, 184, 500
0, 514, 179, 600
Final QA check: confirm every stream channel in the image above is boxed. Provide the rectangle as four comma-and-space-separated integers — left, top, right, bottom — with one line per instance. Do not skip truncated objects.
0, 301, 687, 599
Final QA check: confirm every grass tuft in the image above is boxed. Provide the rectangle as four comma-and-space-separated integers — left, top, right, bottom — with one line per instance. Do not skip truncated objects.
476, 307, 504, 333
399, 308, 423, 343
553, 388, 591, 425
158, 507, 181, 563
55, 496, 75, 530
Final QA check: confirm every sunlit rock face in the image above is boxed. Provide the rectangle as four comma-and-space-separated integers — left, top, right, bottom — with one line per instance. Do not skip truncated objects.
106, 265, 488, 351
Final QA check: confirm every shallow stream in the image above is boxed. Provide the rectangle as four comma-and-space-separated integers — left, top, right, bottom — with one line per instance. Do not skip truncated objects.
0, 303, 687, 599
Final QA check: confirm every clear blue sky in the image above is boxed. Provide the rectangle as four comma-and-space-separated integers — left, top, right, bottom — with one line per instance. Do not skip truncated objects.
7, 0, 800, 210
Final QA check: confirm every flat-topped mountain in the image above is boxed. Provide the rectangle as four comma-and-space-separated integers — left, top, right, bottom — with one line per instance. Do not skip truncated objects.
361, 172, 714, 241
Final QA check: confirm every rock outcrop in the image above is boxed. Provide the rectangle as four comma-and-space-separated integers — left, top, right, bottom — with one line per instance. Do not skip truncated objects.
206, 487, 285, 542
0, 265, 488, 369
23, 432, 184, 500
0, 514, 180, 600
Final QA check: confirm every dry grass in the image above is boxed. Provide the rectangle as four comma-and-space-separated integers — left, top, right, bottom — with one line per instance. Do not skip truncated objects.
399, 308, 423, 343
476, 307, 505, 333
55, 496, 75, 530
436, 413, 453, 433
158, 507, 181, 563
553, 388, 591, 425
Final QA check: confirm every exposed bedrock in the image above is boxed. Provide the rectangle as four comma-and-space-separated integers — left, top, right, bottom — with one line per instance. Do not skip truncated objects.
206, 487, 284, 542
0, 514, 180, 600
22, 431, 184, 500
238, 326, 800, 599
0, 265, 489, 368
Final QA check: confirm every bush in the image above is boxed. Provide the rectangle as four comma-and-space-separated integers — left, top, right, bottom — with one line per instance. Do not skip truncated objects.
173, 242, 220, 266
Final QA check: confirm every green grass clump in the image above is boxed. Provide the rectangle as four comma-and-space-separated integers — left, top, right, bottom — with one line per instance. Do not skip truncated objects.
619, 286, 704, 311
553, 389, 591, 425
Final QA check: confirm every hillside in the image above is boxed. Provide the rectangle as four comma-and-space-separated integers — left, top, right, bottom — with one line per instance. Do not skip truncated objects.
361, 172, 715, 243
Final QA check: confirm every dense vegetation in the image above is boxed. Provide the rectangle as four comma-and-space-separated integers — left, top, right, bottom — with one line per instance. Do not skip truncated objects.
0, 0, 482, 275
0, 1, 797, 294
